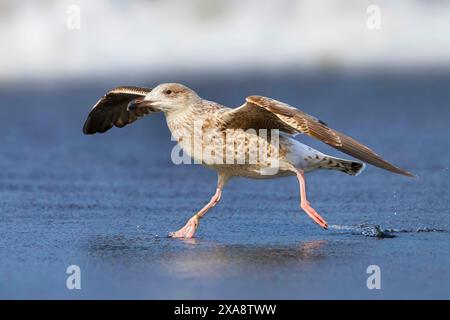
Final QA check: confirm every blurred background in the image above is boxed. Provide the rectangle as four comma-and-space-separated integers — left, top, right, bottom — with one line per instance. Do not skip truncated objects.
0, 0, 449, 299
1, 0, 450, 83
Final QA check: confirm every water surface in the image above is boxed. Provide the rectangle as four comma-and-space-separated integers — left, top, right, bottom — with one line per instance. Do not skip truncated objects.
0, 72, 449, 299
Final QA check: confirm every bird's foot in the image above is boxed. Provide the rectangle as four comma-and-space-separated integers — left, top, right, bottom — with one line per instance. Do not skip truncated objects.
169, 215, 200, 238
301, 201, 328, 229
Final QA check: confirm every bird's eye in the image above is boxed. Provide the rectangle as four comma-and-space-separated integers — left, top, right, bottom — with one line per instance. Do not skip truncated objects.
165, 89, 172, 95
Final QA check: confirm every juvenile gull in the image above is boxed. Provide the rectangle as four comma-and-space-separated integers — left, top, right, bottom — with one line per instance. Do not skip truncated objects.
83, 83, 414, 238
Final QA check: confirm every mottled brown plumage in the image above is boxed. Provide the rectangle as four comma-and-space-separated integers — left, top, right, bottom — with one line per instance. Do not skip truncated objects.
219, 95, 414, 177
82, 83, 414, 238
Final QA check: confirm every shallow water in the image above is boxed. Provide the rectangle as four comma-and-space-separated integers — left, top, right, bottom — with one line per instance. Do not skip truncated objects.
0, 72, 449, 299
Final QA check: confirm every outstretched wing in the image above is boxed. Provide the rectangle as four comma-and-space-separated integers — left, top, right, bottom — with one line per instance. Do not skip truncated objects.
219, 95, 414, 177
83, 86, 153, 134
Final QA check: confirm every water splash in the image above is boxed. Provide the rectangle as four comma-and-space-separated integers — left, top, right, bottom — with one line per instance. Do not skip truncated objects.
329, 224, 447, 238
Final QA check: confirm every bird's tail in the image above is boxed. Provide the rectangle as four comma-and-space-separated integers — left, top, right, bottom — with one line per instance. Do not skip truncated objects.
320, 156, 366, 176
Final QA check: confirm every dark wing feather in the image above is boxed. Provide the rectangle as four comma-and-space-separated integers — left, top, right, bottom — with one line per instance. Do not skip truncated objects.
83, 86, 153, 134
219, 95, 414, 178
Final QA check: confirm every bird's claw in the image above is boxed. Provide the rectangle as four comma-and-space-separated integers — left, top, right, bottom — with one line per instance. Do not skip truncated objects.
169, 215, 200, 238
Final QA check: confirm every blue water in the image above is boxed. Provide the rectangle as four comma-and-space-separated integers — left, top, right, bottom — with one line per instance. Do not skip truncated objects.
0, 71, 449, 299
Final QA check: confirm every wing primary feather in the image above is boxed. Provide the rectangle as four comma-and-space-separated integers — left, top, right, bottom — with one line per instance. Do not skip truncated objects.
221, 95, 414, 178
333, 131, 415, 177
82, 86, 153, 134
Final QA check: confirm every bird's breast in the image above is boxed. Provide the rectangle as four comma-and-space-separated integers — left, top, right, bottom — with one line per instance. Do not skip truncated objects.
166, 113, 293, 177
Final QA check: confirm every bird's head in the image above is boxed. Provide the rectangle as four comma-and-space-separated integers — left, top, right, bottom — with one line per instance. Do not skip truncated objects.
127, 83, 201, 113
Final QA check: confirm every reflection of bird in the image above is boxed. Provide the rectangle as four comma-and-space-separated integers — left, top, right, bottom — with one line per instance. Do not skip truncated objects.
83, 83, 414, 238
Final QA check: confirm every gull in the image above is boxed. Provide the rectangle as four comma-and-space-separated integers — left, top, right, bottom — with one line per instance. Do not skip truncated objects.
83, 83, 414, 238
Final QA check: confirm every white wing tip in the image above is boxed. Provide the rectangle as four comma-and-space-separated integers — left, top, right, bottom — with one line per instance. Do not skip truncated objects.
354, 162, 366, 176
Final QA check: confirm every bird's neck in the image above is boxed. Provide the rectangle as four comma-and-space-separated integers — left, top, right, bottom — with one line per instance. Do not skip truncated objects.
165, 100, 225, 135
166, 108, 197, 137
165, 100, 228, 163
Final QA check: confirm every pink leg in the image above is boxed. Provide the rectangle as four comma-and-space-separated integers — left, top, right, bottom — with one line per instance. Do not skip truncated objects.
294, 168, 328, 229
169, 173, 229, 238
169, 188, 221, 238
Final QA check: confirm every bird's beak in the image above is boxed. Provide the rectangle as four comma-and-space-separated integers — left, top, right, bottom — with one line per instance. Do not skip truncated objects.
127, 98, 156, 111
